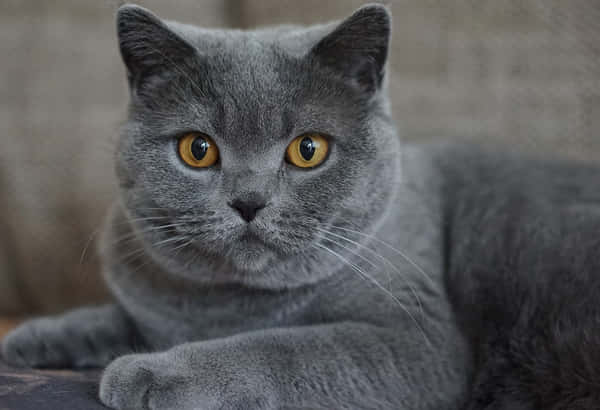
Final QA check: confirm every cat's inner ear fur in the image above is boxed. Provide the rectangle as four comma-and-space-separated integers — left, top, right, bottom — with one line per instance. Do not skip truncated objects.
310, 4, 391, 93
116, 5, 197, 90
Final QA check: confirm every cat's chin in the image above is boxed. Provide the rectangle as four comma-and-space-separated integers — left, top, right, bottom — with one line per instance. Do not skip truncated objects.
225, 238, 276, 274
228, 250, 274, 274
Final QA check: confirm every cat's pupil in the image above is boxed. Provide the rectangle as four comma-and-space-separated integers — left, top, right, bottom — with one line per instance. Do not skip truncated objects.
191, 137, 209, 160
300, 137, 316, 161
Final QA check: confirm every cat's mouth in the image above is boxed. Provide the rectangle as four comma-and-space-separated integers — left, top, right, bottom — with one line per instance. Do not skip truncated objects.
237, 229, 263, 245
239, 222, 308, 255
132, 208, 309, 274
222, 221, 310, 272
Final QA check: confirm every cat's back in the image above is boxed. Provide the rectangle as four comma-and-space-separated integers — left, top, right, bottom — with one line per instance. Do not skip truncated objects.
426, 141, 600, 329
427, 142, 600, 408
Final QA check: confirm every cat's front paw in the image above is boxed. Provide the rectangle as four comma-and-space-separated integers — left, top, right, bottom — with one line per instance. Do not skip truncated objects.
1, 315, 116, 368
1, 319, 72, 368
100, 351, 276, 410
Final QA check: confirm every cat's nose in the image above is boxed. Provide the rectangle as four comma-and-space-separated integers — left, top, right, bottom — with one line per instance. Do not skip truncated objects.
229, 197, 267, 223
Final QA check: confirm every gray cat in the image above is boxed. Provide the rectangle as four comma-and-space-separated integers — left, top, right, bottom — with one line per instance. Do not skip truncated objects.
3, 3, 599, 410
1, 4, 470, 408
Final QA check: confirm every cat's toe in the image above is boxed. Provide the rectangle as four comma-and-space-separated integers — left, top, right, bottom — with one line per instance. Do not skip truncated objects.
2, 322, 47, 367
100, 353, 210, 410
1, 330, 29, 367
1, 320, 69, 368
100, 355, 150, 409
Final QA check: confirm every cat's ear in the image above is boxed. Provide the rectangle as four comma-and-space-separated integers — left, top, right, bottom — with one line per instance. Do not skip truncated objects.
310, 4, 391, 93
116, 4, 197, 89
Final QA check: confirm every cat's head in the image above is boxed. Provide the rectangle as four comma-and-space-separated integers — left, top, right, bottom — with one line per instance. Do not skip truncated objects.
114, 4, 400, 288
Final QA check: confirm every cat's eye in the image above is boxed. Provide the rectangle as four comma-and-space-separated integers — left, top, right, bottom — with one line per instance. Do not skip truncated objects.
178, 132, 219, 168
286, 133, 329, 168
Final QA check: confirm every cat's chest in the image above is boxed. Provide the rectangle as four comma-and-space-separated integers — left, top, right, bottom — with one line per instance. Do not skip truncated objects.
175, 288, 317, 340
107, 267, 320, 347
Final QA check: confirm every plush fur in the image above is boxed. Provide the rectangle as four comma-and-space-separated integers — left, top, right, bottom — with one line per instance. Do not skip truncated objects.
1, 3, 599, 410
439, 145, 600, 409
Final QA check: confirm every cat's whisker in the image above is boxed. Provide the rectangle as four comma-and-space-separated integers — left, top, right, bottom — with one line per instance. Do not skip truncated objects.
327, 224, 436, 287
121, 255, 154, 278
107, 222, 189, 249
316, 228, 425, 320
118, 222, 187, 240
131, 207, 173, 212
118, 216, 172, 225
122, 238, 194, 277
293, 206, 436, 291
117, 235, 190, 265
318, 232, 396, 294
77, 214, 172, 278
312, 242, 432, 349
75, 225, 105, 286
170, 238, 195, 256
78, 226, 104, 268
126, 216, 170, 221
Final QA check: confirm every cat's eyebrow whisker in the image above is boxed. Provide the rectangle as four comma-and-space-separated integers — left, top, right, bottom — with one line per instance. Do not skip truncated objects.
327, 224, 436, 287
312, 242, 433, 349
316, 229, 425, 320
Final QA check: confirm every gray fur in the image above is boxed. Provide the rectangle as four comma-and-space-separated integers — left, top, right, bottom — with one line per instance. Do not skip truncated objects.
2, 4, 472, 409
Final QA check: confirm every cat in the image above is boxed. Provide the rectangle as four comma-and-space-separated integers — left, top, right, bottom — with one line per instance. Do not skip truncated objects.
1, 4, 470, 409
2, 3, 599, 410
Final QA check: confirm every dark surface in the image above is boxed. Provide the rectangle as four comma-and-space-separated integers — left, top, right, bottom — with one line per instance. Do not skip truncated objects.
0, 361, 104, 410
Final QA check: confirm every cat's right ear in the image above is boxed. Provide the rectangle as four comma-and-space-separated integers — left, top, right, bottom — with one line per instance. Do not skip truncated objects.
116, 4, 197, 90
310, 4, 391, 94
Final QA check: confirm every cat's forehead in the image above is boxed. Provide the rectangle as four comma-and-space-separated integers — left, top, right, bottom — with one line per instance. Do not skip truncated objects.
157, 23, 338, 138
138, 19, 374, 145
165, 21, 309, 100
165, 20, 332, 58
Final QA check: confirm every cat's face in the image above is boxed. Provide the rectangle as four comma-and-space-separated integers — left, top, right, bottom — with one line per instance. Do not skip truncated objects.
114, 5, 400, 288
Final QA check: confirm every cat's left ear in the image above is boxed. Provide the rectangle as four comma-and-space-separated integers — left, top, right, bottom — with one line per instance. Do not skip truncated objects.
310, 4, 391, 93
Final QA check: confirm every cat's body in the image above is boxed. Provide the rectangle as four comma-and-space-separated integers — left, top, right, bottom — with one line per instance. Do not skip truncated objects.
440, 145, 600, 409
2, 4, 600, 410
96, 143, 469, 409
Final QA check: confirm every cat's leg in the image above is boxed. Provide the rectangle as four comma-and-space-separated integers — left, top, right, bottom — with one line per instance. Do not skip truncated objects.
100, 322, 467, 410
1, 304, 141, 368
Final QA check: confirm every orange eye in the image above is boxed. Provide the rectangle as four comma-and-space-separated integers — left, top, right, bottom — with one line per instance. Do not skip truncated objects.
286, 133, 329, 168
178, 133, 219, 168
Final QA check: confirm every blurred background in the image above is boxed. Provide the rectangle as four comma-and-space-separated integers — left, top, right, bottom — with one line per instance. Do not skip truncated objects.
0, 0, 599, 317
